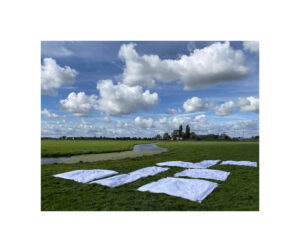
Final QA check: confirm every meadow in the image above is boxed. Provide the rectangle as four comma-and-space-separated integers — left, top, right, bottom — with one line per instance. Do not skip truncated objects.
41, 139, 155, 157
41, 140, 259, 211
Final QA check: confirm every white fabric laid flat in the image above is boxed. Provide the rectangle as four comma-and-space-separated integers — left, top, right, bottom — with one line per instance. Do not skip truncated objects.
174, 169, 230, 181
195, 160, 221, 168
90, 166, 169, 188
138, 177, 218, 203
220, 160, 257, 167
53, 169, 118, 183
156, 160, 220, 169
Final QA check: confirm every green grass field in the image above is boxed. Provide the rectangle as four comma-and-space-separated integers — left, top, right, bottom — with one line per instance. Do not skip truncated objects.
41, 140, 259, 211
41, 139, 155, 157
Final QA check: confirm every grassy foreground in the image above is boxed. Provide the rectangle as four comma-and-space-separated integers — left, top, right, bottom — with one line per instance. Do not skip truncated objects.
41, 139, 155, 157
41, 141, 259, 211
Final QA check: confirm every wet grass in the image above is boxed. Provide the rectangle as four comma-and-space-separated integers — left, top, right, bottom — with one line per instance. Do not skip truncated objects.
41, 141, 259, 211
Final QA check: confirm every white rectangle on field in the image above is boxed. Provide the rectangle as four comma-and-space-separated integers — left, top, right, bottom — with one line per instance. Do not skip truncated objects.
195, 160, 221, 168
156, 160, 220, 169
174, 169, 230, 181
138, 177, 218, 203
90, 166, 169, 188
220, 160, 257, 167
53, 169, 118, 183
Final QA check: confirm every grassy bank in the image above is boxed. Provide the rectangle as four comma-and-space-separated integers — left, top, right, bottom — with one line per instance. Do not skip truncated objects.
41, 139, 156, 157
41, 141, 259, 211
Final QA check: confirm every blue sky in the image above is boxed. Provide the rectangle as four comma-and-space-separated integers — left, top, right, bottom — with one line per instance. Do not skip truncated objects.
41, 41, 259, 138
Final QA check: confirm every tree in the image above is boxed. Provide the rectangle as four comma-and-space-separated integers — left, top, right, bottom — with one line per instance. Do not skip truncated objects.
163, 132, 171, 140
171, 130, 179, 140
179, 124, 183, 137
155, 134, 162, 140
185, 125, 190, 139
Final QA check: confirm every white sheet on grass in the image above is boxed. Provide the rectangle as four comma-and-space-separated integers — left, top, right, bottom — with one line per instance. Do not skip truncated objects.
196, 160, 221, 168
53, 169, 118, 183
138, 177, 218, 203
90, 166, 169, 188
220, 160, 257, 167
156, 160, 220, 169
174, 169, 230, 181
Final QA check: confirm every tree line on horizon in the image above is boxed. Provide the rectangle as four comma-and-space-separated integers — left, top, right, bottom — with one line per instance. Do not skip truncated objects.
41, 124, 258, 141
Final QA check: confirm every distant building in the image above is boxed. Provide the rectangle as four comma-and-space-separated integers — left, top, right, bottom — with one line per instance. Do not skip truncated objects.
218, 133, 231, 140
189, 132, 197, 140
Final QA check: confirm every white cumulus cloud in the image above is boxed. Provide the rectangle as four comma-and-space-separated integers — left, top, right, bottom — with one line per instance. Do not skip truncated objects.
41, 108, 59, 118
183, 96, 259, 116
134, 117, 154, 129
41, 58, 78, 95
159, 117, 168, 124
171, 116, 192, 128
60, 92, 97, 117
243, 41, 259, 53
237, 96, 259, 113
214, 101, 236, 116
194, 114, 207, 121
95, 80, 159, 116
119, 42, 248, 89
183, 97, 209, 113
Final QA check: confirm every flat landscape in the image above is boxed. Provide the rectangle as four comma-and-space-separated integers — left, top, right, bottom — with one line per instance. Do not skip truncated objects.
41, 139, 156, 157
41, 140, 259, 211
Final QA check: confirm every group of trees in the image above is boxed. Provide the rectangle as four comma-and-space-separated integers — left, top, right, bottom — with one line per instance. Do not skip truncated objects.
176, 124, 190, 140
155, 124, 191, 141
155, 133, 171, 140
179, 124, 190, 139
